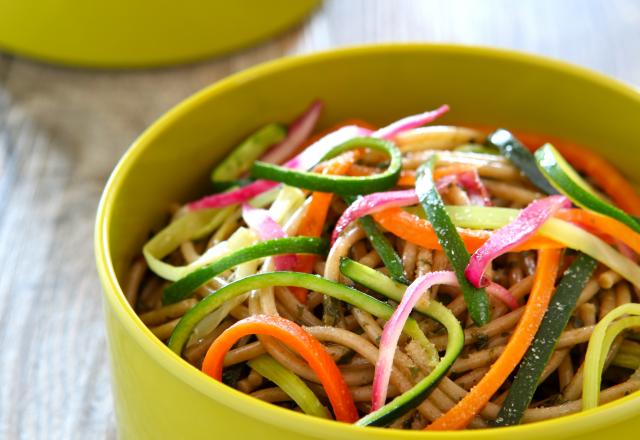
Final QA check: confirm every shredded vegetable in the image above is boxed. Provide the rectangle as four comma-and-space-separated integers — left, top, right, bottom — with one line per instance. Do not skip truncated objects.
373, 105, 450, 140
290, 151, 359, 302
465, 195, 570, 287
535, 143, 640, 233
583, 303, 640, 409
210, 123, 286, 184
162, 237, 328, 304
373, 207, 561, 253
495, 253, 596, 425
444, 205, 640, 288
247, 354, 329, 418
488, 129, 558, 194
143, 207, 234, 281
343, 194, 408, 284
332, 167, 491, 243
241, 204, 296, 270
332, 190, 417, 244
167, 271, 431, 357
371, 270, 516, 411
202, 315, 358, 422
455, 169, 492, 206
251, 137, 402, 195
416, 155, 491, 325
189, 125, 368, 210
516, 131, 640, 216
340, 259, 464, 427
427, 248, 562, 430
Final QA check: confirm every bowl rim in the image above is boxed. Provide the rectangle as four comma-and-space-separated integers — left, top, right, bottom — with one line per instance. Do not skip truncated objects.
95, 43, 640, 439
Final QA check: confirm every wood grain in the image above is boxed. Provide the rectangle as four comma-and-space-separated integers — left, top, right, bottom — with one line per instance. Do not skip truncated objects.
0, 1, 638, 438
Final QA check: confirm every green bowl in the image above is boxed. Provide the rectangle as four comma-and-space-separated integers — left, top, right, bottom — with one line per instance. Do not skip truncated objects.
0, 0, 318, 68
95, 44, 640, 439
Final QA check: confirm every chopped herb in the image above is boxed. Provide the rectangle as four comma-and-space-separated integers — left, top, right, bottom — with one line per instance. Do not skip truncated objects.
474, 333, 489, 351
221, 363, 247, 388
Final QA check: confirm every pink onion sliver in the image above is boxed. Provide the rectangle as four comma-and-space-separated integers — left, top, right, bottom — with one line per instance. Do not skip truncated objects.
615, 240, 638, 262
465, 195, 572, 288
188, 180, 279, 211
241, 204, 297, 270
331, 190, 419, 244
371, 270, 518, 410
457, 170, 492, 206
372, 271, 459, 410
372, 105, 450, 140
435, 170, 491, 206
486, 282, 519, 310
435, 174, 458, 192
260, 100, 324, 165
330, 169, 491, 244
331, 171, 492, 244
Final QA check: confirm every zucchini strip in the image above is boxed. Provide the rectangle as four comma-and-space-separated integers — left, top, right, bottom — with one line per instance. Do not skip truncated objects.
343, 195, 408, 284
495, 253, 597, 426
339, 258, 464, 427
416, 155, 490, 325
247, 354, 329, 418
487, 129, 557, 194
143, 206, 236, 281
163, 237, 328, 304
211, 123, 286, 183
167, 271, 429, 356
250, 137, 402, 195
535, 143, 640, 233
583, 303, 640, 409
143, 186, 288, 281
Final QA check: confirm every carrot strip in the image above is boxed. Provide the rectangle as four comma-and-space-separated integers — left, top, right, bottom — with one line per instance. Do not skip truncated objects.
372, 207, 562, 253
426, 248, 562, 430
291, 151, 359, 302
511, 132, 640, 216
202, 314, 358, 423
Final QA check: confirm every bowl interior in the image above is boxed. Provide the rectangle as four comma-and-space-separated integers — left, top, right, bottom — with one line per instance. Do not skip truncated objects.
97, 45, 640, 439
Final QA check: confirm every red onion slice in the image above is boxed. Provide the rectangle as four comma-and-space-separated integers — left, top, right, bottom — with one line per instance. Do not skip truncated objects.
331, 190, 418, 244
465, 195, 571, 287
372, 270, 517, 410
373, 105, 449, 140
241, 204, 296, 270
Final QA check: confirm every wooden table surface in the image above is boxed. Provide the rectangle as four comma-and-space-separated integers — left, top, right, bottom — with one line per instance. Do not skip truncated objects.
1, 1, 639, 438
